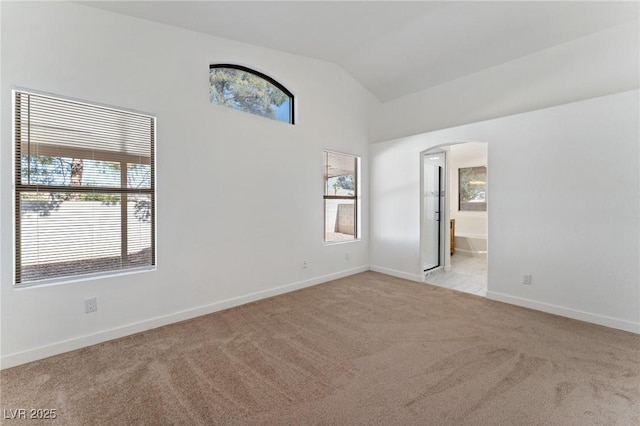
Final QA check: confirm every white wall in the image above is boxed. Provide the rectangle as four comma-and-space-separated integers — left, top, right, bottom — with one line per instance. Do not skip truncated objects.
371, 90, 640, 333
449, 143, 488, 238
0, 2, 377, 367
373, 19, 640, 142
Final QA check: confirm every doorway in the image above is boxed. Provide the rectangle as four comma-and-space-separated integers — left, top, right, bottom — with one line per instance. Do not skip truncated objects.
421, 142, 488, 297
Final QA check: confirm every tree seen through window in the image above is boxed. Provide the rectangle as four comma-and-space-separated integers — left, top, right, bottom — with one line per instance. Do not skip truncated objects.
209, 64, 294, 124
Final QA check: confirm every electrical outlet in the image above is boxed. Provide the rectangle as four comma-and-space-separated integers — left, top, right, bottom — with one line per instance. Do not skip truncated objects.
302, 260, 308, 269
85, 297, 98, 313
522, 273, 532, 285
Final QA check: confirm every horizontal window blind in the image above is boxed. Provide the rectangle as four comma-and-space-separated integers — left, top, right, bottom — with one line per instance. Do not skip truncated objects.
14, 90, 155, 285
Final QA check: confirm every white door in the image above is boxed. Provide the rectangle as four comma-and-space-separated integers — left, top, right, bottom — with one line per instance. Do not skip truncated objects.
423, 154, 444, 271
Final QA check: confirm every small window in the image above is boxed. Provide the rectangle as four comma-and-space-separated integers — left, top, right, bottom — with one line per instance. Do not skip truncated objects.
209, 64, 294, 124
14, 90, 156, 285
459, 166, 487, 211
324, 151, 360, 242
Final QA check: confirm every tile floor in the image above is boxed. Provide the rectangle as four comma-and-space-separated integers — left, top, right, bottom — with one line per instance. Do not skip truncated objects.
425, 253, 487, 297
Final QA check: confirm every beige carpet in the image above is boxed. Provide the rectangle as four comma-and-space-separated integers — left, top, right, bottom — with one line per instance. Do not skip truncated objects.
1, 272, 639, 425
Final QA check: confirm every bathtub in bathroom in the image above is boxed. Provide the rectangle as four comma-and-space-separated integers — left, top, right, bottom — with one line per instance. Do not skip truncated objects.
454, 234, 487, 256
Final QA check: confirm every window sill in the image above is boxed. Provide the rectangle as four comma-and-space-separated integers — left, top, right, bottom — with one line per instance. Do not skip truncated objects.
323, 238, 362, 246
14, 266, 156, 289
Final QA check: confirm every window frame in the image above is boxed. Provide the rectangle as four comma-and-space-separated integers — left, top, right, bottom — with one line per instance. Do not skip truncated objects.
13, 89, 157, 286
209, 64, 295, 124
458, 165, 487, 212
323, 150, 360, 244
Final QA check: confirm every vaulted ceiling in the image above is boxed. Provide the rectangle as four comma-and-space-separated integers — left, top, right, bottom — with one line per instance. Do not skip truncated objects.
80, 1, 639, 102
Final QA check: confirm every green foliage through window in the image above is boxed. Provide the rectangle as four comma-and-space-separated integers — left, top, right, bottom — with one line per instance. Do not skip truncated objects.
209, 64, 294, 124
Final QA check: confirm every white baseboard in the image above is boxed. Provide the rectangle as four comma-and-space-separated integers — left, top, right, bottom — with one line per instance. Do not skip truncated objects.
369, 265, 425, 283
1, 265, 369, 369
487, 291, 640, 334
454, 248, 487, 256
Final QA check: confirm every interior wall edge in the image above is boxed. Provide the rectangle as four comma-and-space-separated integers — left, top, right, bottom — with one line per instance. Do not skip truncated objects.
369, 266, 425, 283
0, 265, 369, 370
486, 291, 640, 335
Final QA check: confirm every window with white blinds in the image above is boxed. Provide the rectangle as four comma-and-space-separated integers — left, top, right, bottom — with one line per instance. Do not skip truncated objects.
14, 90, 156, 285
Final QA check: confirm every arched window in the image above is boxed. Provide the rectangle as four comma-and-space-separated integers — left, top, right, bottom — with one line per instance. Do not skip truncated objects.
209, 64, 294, 124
